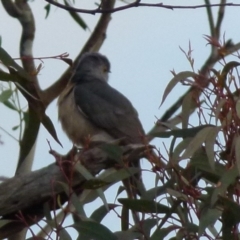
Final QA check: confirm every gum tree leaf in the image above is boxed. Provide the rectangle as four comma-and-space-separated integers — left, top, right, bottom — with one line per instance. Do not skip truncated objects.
160, 71, 196, 106
118, 199, 173, 214
0, 89, 12, 102
199, 208, 221, 236
73, 221, 118, 240
64, 0, 88, 30
181, 126, 216, 160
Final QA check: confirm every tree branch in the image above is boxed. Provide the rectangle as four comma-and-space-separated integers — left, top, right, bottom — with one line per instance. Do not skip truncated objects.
44, 0, 240, 14
41, 0, 116, 106
0, 143, 148, 239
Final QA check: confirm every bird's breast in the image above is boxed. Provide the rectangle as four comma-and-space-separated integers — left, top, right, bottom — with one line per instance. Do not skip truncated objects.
58, 87, 113, 146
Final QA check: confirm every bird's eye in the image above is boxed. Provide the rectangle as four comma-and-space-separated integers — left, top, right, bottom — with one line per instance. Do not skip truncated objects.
103, 67, 109, 73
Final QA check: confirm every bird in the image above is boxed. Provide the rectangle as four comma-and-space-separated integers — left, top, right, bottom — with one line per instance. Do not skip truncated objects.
58, 52, 146, 198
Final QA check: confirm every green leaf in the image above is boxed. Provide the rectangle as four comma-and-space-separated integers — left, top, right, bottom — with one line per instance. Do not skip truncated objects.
75, 163, 108, 210
43, 202, 56, 229
17, 108, 40, 171
139, 219, 159, 237
41, 113, 62, 147
12, 125, 19, 131
205, 126, 220, 170
235, 135, 240, 174
118, 199, 173, 214
90, 204, 119, 223
64, 0, 88, 30
150, 226, 177, 240
219, 196, 240, 222
199, 208, 221, 236
75, 163, 95, 180
0, 89, 12, 102
214, 98, 227, 122
100, 144, 123, 161
160, 71, 196, 106
114, 231, 142, 240
0, 219, 12, 228
219, 61, 240, 87
73, 221, 118, 240
0, 70, 17, 82
59, 228, 72, 240
44, 3, 51, 19
190, 148, 223, 183
166, 188, 188, 201
144, 180, 172, 200
0, 47, 30, 81
82, 179, 110, 189
150, 125, 214, 138
26, 238, 45, 240
23, 111, 29, 126
181, 91, 193, 129
211, 165, 238, 206
102, 167, 140, 182
79, 168, 140, 205
70, 192, 86, 217
181, 126, 217, 160
3, 100, 18, 111
171, 138, 192, 163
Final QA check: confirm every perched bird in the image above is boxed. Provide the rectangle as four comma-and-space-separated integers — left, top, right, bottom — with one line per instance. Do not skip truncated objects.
58, 52, 145, 197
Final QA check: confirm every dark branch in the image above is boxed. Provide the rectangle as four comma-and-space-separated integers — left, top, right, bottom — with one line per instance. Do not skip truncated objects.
0, 143, 148, 239
44, 0, 240, 15
41, 0, 116, 106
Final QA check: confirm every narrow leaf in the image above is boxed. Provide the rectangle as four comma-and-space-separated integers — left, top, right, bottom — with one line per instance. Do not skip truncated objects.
211, 166, 238, 205
79, 168, 140, 204
199, 208, 221, 236
114, 231, 142, 240
100, 144, 123, 161
181, 91, 193, 129
73, 221, 118, 240
219, 196, 240, 222
75, 163, 108, 210
0, 70, 17, 82
70, 193, 86, 217
0, 89, 12, 102
150, 226, 176, 240
235, 135, 240, 174
64, 0, 88, 30
219, 61, 240, 87
3, 99, 18, 111
150, 125, 214, 138
205, 126, 220, 170
160, 71, 196, 106
41, 113, 62, 147
44, 3, 51, 19
82, 179, 110, 189
0, 220, 12, 228
236, 99, 240, 119
118, 198, 173, 214
59, 228, 72, 240
90, 204, 118, 223
0, 47, 30, 80
17, 108, 40, 171
181, 126, 215, 160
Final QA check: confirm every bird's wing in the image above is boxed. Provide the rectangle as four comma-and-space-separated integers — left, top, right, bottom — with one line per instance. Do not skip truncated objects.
74, 80, 145, 143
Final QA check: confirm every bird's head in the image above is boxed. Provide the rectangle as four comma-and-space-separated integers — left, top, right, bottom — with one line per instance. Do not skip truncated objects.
71, 52, 111, 83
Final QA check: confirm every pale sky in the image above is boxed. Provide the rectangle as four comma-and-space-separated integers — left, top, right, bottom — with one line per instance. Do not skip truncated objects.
1, 0, 240, 238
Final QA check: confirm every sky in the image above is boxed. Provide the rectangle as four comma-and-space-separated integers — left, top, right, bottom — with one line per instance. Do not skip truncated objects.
1, 0, 240, 238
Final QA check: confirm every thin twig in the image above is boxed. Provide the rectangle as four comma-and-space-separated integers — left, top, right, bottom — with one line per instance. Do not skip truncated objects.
41, 0, 116, 106
44, 0, 240, 14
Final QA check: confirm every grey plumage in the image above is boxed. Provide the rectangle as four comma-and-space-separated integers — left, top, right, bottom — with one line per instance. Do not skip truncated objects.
58, 52, 145, 145
58, 52, 145, 197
